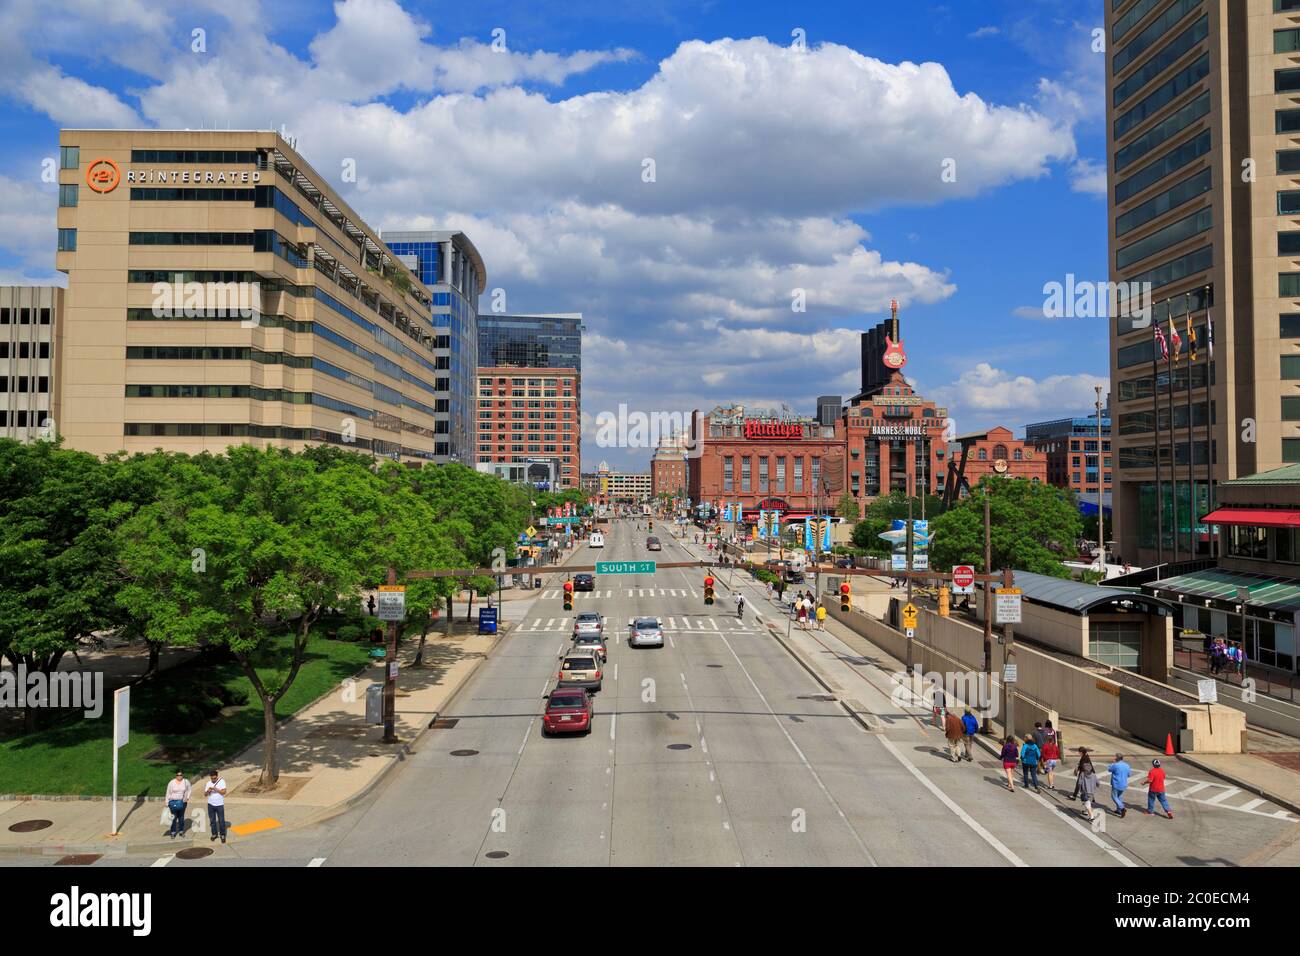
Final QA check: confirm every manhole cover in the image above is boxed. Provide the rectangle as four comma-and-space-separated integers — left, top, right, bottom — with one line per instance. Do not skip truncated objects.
430, 717, 460, 729
484, 850, 509, 859
667, 743, 692, 751
55, 854, 101, 866
8, 819, 52, 833
175, 847, 213, 860
450, 749, 479, 757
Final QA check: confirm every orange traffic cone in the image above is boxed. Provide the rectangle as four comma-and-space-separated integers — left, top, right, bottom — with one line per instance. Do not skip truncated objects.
1165, 733, 1175, 756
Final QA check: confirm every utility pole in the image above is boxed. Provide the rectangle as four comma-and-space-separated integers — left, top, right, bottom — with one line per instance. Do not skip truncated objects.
1096, 385, 1106, 575
382, 565, 399, 744
1002, 567, 1016, 742
982, 492, 992, 735
905, 496, 915, 675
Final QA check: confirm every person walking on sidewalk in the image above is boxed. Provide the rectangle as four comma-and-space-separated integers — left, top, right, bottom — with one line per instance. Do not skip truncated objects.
1144, 759, 1173, 819
1032, 721, 1047, 753
943, 709, 964, 762
815, 602, 827, 630
1107, 754, 1132, 818
1078, 762, 1100, 821
165, 770, 191, 839
1020, 735, 1042, 792
1040, 732, 1061, 791
960, 708, 979, 761
204, 769, 228, 843
999, 737, 1019, 792
1067, 747, 1094, 801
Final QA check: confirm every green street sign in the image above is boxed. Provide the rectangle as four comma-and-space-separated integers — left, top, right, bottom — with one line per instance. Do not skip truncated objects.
550, 516, 579, 525
595, 560, 656, 575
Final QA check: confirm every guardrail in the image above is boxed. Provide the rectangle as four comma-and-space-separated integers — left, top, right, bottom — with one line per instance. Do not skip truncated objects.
1173, 647, 1298, 704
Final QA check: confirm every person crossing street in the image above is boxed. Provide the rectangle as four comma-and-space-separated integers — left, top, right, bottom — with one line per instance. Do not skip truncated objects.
960, 708, 979, 761
1144, 759, 1173, 819
943, 709, 964, 762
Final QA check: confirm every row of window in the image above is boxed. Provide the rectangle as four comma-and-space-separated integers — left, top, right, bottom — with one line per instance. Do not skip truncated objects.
0, 376, 49, 393
1112, 0, 1201, 75
1116, 167, 1211, 237
1116, 283, 1212, 336
1114, 53, 1208, 140
129, 231, 254, 246
1115, 91, 1209, 173
1117, 320, 1208, 370
130, 149, 261, 164
0, 341, 51, 359
1114, 14, 1207, 108
1117, 363, 1213, 402
1115, 205, 1211, 270
1116, 129, 1210, 205
0, 307, 53, 325
478, 377, 573, 387
0, 410, 48, 428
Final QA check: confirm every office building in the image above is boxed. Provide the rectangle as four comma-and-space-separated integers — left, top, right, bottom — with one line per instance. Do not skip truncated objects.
478, 313, 582, 372
1106, 1, 1300, 563
0, 286, 61, 441
1025, 414, 1113, 513
476, 366, 580, 488
54, 129, 483, 463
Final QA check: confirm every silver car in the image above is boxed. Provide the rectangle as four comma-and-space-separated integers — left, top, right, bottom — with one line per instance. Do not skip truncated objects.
571, 633, 608, 662
572, 611, 604, 640
628, 617, 664, 648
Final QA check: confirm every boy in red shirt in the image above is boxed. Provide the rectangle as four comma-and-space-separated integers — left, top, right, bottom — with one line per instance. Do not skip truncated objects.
1145, 758, 1173, 818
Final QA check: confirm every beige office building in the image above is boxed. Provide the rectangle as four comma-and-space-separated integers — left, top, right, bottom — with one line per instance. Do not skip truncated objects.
1107, 0, 1300, 565
0, 286, 61, 441
54, 129, 485, 462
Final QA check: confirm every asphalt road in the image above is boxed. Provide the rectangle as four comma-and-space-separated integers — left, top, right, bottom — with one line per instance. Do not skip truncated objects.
18, 518, 1299, 868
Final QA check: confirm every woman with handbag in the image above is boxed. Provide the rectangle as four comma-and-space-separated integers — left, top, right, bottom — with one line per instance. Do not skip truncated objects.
165, 770, 191, 839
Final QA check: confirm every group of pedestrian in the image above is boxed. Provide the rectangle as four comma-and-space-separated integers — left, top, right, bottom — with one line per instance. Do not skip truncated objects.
942, 707, 980, 762
163, 768, 228, 842
997, 720, 1062, 793
788, 591, 825, 630
1207, 636, 1246, 677
1062, 749, 1171, 821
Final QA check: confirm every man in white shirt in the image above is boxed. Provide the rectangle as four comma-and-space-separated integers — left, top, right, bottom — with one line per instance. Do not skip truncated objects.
165, 770, 191, 839
204, 769, 228, 843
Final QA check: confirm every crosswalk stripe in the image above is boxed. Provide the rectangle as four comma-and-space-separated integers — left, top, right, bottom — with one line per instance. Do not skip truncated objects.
1201, 787, 1240, 805
1173, 781, 1214, 797
1237, 797, 1266, 812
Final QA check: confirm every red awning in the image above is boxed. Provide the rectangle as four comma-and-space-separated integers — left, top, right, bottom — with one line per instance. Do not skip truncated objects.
1201, 507, 1300, 528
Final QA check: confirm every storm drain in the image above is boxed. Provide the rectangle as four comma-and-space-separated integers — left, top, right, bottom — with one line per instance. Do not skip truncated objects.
484, 850, 509, 860
175, 847, 213, 860
8, 819, 52, 833
450, 749, 479, 757
429, 717, 460, 730
667, 743, 692, 751
54, 854, 101, 866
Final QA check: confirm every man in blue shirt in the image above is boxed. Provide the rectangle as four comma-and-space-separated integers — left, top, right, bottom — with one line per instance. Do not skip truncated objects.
960, 708, 979, 762
1107, 753, 1132, 818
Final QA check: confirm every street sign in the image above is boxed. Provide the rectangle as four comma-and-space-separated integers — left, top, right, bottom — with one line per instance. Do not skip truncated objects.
595, 560, 657, 574
388, 661, 399, 680
1197, 679, 1217, 704
905, 627, 915, 639
1003, 664, 1018, 683
376, 585, 406, 621
951, 565, 975, 594
901, 602, 919, 629
994, 587, 1022, 624
526, 525, 538, 538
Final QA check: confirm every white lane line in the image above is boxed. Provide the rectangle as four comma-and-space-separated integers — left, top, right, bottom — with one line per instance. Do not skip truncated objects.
531, 618, 541, 628
307, 857, 326, 867
151, 857, 171, 868
614, 663, 619, 681
717, 632, 879, 866
519, 717, 537, 754
874, 735, 1028, 867
1016, 782, 1139, 868
700, 736, 709, 754
1173, 781, 1214, 797
668, 632, 675, 647
610, 712, 617, 741
668, 616, 677, 630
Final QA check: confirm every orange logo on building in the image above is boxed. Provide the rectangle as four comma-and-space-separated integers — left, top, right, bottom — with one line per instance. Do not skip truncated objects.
85, 158, 121, 193
882, 335, 906, 369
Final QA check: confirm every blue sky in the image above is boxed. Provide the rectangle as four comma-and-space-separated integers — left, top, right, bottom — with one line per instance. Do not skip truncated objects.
0, 0, 1110, 469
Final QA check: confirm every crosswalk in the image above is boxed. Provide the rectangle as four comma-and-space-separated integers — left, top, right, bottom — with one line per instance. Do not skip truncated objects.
1091, 770, 1295, 821
539, 588, 699, 599
515, 616, 760, 634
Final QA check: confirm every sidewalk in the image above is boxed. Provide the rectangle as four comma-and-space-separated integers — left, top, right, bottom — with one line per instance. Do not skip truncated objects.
0, 550, 585, 858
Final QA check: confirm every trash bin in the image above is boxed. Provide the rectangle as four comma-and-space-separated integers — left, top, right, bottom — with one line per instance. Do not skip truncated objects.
365, 682, 384, 725
533, 576, 542, 589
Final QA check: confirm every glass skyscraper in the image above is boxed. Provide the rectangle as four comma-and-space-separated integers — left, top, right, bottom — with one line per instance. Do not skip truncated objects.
383, 230, 483, 462
478, 313, 582, 371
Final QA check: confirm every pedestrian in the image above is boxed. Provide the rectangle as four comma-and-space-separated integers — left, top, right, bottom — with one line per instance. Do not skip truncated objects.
1107, 753, 1132, 818
1078, 762, 1100, 821
815, 602, 827, 630
1067, 747, 1093, 801
1020, 735, 1042, 792
960, 708, 979, 761
1234, 643, 1247, 678
1144, 758, 1173, 819
1032, 721, 1047, 753
165, 770, 191, 839
366, 594, 376, 616
1211, 639, 1225, 675
204, 768, 228, 843
797, 599, 808, 629
943, 709, 964, 762
1040, 729, 1060, 791
765, 580, 773, 601
999, 737, 1019, 791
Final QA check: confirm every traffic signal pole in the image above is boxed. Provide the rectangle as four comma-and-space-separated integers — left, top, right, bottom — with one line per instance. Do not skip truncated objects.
982, 494, 993, 735
382, 565, 399, 744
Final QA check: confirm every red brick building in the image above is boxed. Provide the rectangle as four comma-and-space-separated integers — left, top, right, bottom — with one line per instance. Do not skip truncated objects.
476, 366, 580, 488
843, 370, 948, 510
651, 438, 689, 499
949, 426, 1047, 494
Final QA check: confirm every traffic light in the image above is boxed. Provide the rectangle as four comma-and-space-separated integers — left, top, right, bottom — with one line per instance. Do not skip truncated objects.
840, 581, 851, 612
648, 519, 654, 532
563, 579, 574, 611
704, 576, 715, 605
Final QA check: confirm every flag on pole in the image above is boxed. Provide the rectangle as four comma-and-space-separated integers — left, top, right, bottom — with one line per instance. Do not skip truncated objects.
1154, 321, 1168, 362
1206, 313, 1214, 359
1168, 315, 1182, 362
1187, 316, 1197, 363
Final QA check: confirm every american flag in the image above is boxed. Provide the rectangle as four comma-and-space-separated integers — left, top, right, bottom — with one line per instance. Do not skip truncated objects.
1154, 321, 1168, 362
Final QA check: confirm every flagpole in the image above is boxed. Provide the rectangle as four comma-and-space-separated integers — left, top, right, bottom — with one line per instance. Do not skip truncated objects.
1185, 293, 1196, 558
1152, 314, 1165, 568
1204, 291, 1215, 558
1167, 307, 1180, 568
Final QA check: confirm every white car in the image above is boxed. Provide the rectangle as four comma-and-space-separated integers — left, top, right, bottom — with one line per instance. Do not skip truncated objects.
628, 617, 664, 648
589, 532, 604, 548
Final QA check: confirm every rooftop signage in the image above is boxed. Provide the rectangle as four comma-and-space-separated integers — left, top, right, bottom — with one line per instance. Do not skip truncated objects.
743, 419, 804, 440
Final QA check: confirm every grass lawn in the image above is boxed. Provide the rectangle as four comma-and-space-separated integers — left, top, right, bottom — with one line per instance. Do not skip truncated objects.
0, 634, 373, 797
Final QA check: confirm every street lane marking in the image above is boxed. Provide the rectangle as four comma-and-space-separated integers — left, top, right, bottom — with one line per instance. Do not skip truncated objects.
1238, 798, 1266, 812
519, 716, 537, 753
307, 857, 326, 867
1202, 787, 1241, 805
151, 857, 171, 868
1014, 783, 1139, 868
875, 735, 1028, 868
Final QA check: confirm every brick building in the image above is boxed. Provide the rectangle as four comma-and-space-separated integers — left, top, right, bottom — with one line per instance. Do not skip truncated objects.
949, 426, 1047, 495
475, 366, 580, 488
1025, 414, 1112, 511
650, 433, 689, 499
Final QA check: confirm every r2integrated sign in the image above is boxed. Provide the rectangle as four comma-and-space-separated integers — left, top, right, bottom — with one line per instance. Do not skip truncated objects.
376, 585, 406, 621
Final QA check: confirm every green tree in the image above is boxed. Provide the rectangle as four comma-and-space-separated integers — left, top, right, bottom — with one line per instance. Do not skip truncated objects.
929, 477, 1081, 577
836, 491, 860, 520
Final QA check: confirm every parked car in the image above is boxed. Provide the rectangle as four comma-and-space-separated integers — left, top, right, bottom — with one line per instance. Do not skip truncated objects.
628, 617, 665, 648
542, 688, 592, 736
572, 572, 596, 591
556, 654, 602, 691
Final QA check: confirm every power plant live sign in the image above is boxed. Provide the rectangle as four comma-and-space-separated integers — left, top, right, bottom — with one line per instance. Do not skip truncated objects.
596, 561, 657, 575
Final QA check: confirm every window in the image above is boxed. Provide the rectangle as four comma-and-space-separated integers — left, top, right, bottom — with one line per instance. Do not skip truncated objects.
1112, 0, 1203, 75
1279, 69, 1300, 94
1282, 275, 1300, 299
1114, 54, 1209, 140
1115, 168, 1211, 237
1014, 448, 1023, 461
1116, 91, 1211, 172
1279, 109, 1300, 135
1282, 0, 1300, 12
57, 228, 76, 252
59, 146, 79, 170
58, 184, 78, 207
1116, 130, 1210, 205
741, 456, 751, 492
978, 448, 987, 460
1280, 27, 1300, 53
723, 457, 734, 493
1115, 17, 1207, 103
794, 457, 803, 492
1116, 206, 1211, 270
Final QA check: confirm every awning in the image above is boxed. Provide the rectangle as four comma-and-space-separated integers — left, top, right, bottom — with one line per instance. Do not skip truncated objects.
1143, 567, 1300, 614
1200, 507, 1300, 528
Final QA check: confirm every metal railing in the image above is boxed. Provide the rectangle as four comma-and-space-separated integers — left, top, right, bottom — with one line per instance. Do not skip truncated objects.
1172, 646, 1299, 704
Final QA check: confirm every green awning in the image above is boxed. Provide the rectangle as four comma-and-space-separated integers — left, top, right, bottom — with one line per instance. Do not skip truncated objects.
1145, 567, 1300, 613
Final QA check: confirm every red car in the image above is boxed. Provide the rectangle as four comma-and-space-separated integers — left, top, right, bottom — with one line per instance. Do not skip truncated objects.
542, 688, 593, 736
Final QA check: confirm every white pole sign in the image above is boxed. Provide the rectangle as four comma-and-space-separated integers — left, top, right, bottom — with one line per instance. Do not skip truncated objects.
111, 686, 130, 835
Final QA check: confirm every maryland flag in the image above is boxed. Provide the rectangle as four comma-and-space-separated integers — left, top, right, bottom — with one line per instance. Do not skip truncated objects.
1186, 316, 1197, 363
1168, 315, 1182, 363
